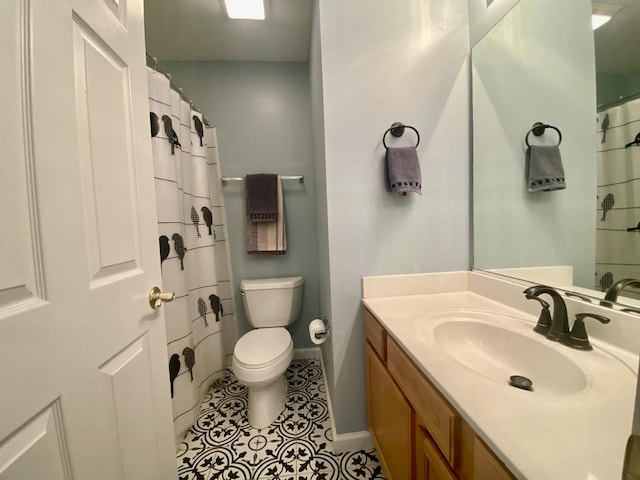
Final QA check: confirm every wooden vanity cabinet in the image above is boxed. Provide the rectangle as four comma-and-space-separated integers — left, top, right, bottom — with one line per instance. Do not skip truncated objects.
365, 342, 412, 479
364, 309, 516, 480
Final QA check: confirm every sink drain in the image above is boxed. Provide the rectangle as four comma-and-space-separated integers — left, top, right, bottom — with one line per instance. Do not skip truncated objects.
509, 375, 533, 391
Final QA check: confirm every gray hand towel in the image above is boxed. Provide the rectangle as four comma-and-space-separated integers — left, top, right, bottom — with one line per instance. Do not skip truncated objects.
246, 174, 278, 222
386, 146, 422, 196
526, 145, 566, 192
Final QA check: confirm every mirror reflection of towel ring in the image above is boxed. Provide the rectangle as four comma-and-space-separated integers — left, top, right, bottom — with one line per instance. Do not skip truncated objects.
383, 122, 420, 149
525, 122, 562, 147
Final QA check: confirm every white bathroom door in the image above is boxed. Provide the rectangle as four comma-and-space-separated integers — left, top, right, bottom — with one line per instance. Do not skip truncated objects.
0, 0, 177, 479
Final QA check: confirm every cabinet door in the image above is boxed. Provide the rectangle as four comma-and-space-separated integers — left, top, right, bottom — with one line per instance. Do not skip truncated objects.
415, 417, 429, 480
423, 434, 458, 480
366, 342, 412, 480
473, 437, 515, 480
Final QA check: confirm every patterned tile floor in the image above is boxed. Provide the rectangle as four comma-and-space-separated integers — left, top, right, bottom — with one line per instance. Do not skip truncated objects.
177, 358, 386, 480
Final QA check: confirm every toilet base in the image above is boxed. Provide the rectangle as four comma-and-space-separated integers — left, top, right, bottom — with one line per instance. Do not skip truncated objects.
247, 374, 288, 429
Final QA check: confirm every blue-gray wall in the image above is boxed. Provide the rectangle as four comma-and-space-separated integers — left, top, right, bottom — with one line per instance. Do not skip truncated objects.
159, 60, 319, 348
315, 0, 471, 434
471, 0, 597, 289
597, 71, 640, 109
164, 0, 473, 436
309, 0, 334, 391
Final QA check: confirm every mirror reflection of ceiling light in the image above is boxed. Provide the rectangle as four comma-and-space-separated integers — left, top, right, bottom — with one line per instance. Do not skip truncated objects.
592, 14, 612, 30
591, 2, 622, 30
224, 0, 266, 20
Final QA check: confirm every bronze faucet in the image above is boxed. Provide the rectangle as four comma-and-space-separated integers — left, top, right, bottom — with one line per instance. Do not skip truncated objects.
601, 278, 640, 306
523, 285, 569, 342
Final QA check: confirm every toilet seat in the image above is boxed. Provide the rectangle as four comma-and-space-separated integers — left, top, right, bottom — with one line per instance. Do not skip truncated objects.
234, 328, 292, 369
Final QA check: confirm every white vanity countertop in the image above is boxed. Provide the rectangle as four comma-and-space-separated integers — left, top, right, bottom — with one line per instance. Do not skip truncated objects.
362, 272, 638, 480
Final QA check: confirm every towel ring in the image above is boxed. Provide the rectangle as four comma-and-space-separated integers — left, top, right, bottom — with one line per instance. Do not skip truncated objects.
525, 122, 562, 147
383, 122, 420, 149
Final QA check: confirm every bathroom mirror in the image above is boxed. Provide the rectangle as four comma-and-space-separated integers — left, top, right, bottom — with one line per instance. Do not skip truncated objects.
472, 0, 640, 306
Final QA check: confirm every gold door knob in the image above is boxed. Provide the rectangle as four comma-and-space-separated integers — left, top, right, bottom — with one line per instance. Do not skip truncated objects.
149, 287, 175, 309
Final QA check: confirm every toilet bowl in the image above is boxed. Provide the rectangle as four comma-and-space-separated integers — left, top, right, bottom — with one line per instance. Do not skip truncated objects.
232, 328, 293, 429
232, 276, 303, 429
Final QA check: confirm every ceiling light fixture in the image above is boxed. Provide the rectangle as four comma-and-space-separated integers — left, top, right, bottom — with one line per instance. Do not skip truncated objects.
223, 0, 265, 20
592, 14, 612, 30
591, 3, 622, 30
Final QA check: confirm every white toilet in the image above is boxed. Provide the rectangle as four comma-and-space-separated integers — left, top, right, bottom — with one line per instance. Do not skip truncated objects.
232, 276, 303, 429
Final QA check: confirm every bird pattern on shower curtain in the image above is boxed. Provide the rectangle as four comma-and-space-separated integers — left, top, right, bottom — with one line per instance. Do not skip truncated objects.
149, 67, 236, 441
600, 272, 614, 292
159, 235, 170, 267
191, 206, 201, 238
600, 193, 614, 222
162, 114, 181, 155
171, 233, 187, 270
197, 297, 208, 327
595, 99, 640, 294
193, 115, 204, 146
601, 113, 609, 144
150, 112, 159, 137
201, 206, 213, 235
183, 347, 195, 381
168, 354, 181, 398
209, 294, 223, 322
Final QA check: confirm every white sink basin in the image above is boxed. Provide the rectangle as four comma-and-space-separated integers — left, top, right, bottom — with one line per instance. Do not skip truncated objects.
418, 311, 589, 396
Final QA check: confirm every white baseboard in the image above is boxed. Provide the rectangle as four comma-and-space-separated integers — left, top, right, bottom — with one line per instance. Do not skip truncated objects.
317, 348, 373, 454
331, 430, 374, 454
293, 347, 322, 359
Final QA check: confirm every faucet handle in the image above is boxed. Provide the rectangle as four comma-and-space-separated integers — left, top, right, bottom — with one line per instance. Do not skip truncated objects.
561, 313, 611, 351
524, 292, 552, 335
575, 313, 611, 324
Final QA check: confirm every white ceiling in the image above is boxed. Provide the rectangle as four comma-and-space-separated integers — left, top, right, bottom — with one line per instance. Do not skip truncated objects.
144, 0, 313, 62
594, 0, 640, 75
143, 0, 640, 73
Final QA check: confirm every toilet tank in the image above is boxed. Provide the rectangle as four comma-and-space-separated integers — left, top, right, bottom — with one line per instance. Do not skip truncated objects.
240, 276, 304, 328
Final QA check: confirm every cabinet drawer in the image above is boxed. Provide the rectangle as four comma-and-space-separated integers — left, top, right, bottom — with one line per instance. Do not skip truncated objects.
473, 437, 515, 480
387, 336, 458, 465
365, 309, 386, 361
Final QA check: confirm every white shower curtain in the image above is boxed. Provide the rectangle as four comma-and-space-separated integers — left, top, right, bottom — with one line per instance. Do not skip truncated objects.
595, 98, 640, 295
147, 68, 237, 441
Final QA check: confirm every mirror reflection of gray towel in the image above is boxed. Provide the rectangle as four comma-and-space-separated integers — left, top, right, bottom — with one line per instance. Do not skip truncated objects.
526, 145, 566, 192
386, 146, 422, 196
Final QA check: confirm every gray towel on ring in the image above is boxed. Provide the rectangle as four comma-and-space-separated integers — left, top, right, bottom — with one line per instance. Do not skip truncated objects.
386, 146, 422, 196
526, 145, 566, 192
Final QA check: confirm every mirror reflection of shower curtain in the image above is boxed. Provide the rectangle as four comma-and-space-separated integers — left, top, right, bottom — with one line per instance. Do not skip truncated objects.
148, 68, 237, 441
596, 98, 640, 298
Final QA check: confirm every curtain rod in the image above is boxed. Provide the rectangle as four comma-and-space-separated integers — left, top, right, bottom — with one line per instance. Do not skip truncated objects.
145, 53, 211, 127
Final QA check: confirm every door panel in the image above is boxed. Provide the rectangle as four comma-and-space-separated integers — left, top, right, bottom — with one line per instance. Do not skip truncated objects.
0, 0, 44, 310
99, 334, 161, 480
0, 401, 71, 479
100, 0, 128, 26
73, 17, 142, 285
0, 0, 177, 478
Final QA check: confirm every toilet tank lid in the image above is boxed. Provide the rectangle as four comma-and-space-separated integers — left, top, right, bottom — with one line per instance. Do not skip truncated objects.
240, 276, 303, 291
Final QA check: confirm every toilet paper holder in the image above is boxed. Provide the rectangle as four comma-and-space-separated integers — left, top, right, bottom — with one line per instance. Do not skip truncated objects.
314, 317, 331, 339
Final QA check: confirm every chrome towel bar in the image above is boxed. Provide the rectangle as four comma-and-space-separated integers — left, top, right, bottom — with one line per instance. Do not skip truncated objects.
221, 175, 304, 185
